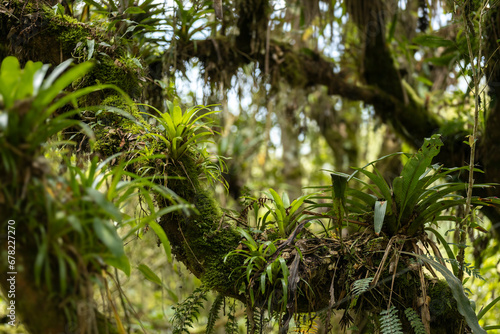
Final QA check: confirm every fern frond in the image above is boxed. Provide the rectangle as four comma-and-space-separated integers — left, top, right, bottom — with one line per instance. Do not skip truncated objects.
352, 277, 373, 296
404, 308, 426, 334
425, 255, 484, 280
171, 286, 208, 334
206, 294, 224, 334
224, 299, 239, 334
292, 313, 320, 333
379, 306, 403, 334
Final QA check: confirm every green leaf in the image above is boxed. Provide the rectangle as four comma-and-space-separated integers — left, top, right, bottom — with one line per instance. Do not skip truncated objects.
87, 39, 95, 60
269, 188, 284, 210
35, 61, 94, 113
483, 325, 500, 330
278, 257, 289, 281
416, 76, 433, 87
66, 215, 83, 234
350, 168, 392, 210
93, 218, 125, 257
138, 263, 163, 286
148, 221, 172, 262
477, 295, 500, 321
103, 254, 131, 276
266, 264, 274, 284
282, 191, 290, 208
406, 253, 486, 334
0, 56, 21, 108
85, 188, 121, 221
124, 6, 146, 14
280, 278, 288, 306
347, 189, 377, 208
166, 288, 179, 303
331, 173, 348, 200
413, 35, 455, 48
33, 64, 50, 95
393, 135, 443, 223
260, 272, 267, 294
16, 61, 42, 100
289, 193, 313, 215
236, 227, 257, 250
55, 247, 67, 294
374, 200, 387, 235
34, 233, 46, 287
427, 53, 457, 67
410, 198, 467, 234
40, 58, 73, 91
425, 227, 458, 276
172, 105, 183, 126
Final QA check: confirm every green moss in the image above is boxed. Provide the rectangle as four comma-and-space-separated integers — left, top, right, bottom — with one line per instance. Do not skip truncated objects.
58, 25, 89, 55
99, 95, 145, 125
281, 52, 306, 87
91, 57, 142, 97
44, 7, 143, 97
428, 280, 458, 317
44, 8, 91, 55
155, 153, 243, 294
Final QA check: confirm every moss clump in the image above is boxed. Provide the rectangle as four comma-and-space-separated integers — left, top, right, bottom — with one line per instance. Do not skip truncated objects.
44, 7, 143, 97
98, 95, 146, 126
52, 21, 90, 55
428, 280, 459, 318
91, 57, 143, 97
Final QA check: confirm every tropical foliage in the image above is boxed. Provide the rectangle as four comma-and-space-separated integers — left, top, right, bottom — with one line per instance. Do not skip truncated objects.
1, 0, 500, 333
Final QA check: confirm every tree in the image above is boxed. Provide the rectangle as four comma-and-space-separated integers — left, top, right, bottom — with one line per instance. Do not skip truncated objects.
0, 0, 499, 333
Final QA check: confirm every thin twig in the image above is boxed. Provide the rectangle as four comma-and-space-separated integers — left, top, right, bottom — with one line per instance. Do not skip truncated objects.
459, 0, 486, 282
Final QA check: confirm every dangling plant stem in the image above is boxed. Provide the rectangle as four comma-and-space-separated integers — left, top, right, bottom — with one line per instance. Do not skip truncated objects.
459, 0, 486, 282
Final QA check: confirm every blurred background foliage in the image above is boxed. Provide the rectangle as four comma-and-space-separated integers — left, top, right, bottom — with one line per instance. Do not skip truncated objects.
1, 0, 500, 332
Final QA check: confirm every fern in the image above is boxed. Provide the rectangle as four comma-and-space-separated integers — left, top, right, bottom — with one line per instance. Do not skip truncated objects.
404, 308, 426, 334
206, 293, 224, 334
225, 299, 239, 334
352, 277, 373, 296
379, 306, 403, 334
425, 255, 484, 280
245, 306, 263, 334
171, 286, 208, 334
292, 313, 320, 333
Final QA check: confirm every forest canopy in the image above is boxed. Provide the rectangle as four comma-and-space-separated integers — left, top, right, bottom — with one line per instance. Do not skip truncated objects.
0, 0, 500, 333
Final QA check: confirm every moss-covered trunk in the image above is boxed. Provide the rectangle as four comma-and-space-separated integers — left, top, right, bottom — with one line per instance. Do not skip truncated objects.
155, 154, 243, 297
